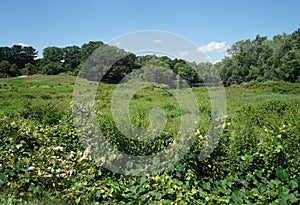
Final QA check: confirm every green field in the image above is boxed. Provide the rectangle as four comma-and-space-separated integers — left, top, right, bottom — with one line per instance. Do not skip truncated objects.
0, 74, 300, 204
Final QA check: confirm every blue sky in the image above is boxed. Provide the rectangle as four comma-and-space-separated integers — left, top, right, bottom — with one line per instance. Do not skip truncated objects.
1, 0, 299, 62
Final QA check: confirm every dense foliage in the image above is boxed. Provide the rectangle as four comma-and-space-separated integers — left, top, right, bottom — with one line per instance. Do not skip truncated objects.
1, 28, 299, 86
216, 28, 300, 85
0, 45, 37, 77
0, 27, 299, 204
0, 41, 104, 77
0, 75, 299, 204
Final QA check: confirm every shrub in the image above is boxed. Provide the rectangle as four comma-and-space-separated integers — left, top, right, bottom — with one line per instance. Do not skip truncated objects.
20, 101, 65, 125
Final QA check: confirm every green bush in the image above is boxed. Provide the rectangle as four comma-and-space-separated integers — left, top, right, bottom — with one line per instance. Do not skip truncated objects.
0, 78, 299, 204
226, 100, 300, 176
20, 101, 66, 125
244, 81, 300, 94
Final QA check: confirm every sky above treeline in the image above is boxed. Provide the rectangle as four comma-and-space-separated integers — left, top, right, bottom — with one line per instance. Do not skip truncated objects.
1, 0, 300, 62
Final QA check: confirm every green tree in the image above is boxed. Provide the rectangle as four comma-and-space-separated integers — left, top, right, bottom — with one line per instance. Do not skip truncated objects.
21, 46, 38, 65
42, 46, 64, 64
278, 29, 300, 82
9, 45, 37, 69
9, 64, 19, 77
63, 46, 81, 72
0, 60, 10, 77
228, 39, 254, 83
136, 55, 171, 68
216, 57, 236, 86
80, 44, 128, 81
247, 35, 273, 81
173, 60, 199, 85
103, 53, 138, 83
21, 63, 37, 75
80, 41, 103, 62
41, 62, 64, 75
0, 45, 37, 77
197, 62, 221, 84
0, 47, 12, 62
217, 28, 300, 85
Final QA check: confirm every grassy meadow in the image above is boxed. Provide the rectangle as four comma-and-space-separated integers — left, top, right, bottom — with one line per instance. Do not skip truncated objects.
0, 74, 299, 204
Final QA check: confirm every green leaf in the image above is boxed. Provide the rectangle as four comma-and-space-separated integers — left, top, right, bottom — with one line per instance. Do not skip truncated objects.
0, 173, 6, 186
95, 190, 101, 198
288, 179, 298, 190
269, 179, 281, 188
279, 199, 288, 205
219, 188, 231, 195
202, 182, 210, 190
231, 190, 244, 203
287, 193, 298, 204
33, 185, 43, 194
276, 167, 289, 182
278, 185, 289, 196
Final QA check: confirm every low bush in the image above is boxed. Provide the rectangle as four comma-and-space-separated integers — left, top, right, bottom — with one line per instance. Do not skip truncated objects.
0, 79, 299, 204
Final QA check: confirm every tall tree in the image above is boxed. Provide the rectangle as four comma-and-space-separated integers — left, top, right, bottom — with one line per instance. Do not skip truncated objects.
42, 46, 64, 65
63, 45, 81, 72
80, 41, 103, 62
41, 62, 64, 75
103, 53, 138, 83
0, 60, 10, 77
173, 59, 199, 85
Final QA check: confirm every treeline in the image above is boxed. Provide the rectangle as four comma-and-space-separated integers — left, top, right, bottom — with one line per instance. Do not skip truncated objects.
0, 41, 217, 85
0, 41, 104, 77
78, 44, 217, 86
216, 28, 300, 85
0, 45, 37, 77
1, 28, 299, 85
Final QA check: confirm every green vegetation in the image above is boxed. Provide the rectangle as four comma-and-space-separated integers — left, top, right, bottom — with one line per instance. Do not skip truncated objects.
216, 28, 300, 85
0, 75, 299, 204
1, 28, 299, 87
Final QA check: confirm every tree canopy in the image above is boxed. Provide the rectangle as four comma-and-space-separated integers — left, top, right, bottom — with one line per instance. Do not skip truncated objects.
216, 29, 300, 85
1, 28, 299, 85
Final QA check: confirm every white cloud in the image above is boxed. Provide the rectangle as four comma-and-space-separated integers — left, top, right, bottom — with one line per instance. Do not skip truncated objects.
197, 41, 228, 53
113, 42, 122, 47
18, 42, 29, 47
153, 39, 162, 44
178, 50, 189, 56
204, 55, 211, 61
